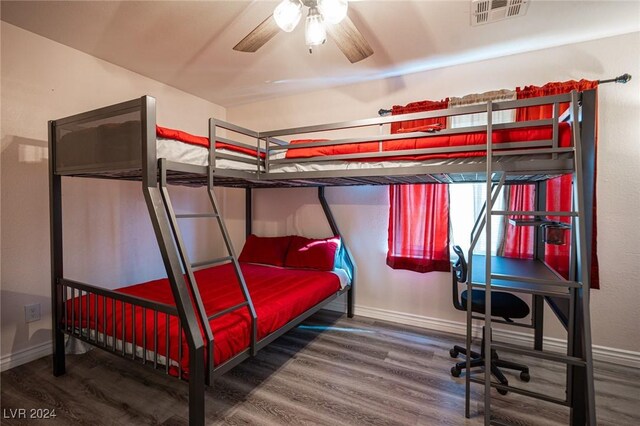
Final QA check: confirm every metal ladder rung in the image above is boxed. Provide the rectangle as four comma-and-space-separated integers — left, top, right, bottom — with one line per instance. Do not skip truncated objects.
493, 147, 574, 157
191, 256, 233, 269
207, 301, 249, 321
469, 377, 569, 406
490, 210, 578, 217
491, 342, 586, 366
175, 213, 219, 219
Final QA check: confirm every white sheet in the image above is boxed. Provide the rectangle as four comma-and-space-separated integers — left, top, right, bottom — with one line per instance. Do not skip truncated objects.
331, 268, 351, 290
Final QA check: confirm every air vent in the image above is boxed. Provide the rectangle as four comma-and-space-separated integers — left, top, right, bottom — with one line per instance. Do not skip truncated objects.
471, 0, 529, 26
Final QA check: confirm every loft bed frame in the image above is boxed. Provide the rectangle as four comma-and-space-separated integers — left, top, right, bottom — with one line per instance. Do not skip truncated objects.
49, 90, 597, 425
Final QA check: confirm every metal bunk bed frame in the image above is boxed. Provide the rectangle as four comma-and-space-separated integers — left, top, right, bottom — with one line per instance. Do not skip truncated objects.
49, 91, 596, 425
49, 97, 355, 426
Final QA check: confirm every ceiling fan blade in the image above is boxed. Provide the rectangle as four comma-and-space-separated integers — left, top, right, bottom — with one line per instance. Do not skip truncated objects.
327, 15, 374, 63
233, 15, 280, 53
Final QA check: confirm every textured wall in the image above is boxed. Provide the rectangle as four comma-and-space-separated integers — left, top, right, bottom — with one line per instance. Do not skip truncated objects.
228, 33, 640, 353
0, 23, 227, 365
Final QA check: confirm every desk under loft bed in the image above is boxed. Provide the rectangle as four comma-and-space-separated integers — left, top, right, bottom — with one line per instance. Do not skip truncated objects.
49, 90, 597, 425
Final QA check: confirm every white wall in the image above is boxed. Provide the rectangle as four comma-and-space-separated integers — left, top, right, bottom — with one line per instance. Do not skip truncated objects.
0, 23, 229, 369
228, 32, 640, 355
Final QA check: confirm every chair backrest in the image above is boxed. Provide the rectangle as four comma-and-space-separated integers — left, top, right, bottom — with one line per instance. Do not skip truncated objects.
452, 245, 467, 283
451, 245, 468, 312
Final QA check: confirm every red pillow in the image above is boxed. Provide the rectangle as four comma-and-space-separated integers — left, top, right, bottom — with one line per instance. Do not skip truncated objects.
284, 236, 341, 271
238, 235, 292, 267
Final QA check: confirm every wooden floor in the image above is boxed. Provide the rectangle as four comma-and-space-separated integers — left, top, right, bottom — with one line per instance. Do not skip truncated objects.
2, 311, 638, 425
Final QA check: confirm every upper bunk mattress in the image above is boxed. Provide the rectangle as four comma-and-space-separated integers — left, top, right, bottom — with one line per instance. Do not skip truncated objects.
56, 121, 572, 174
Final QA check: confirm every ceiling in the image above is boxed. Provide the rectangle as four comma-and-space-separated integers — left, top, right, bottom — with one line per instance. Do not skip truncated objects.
1, 1, 638, 107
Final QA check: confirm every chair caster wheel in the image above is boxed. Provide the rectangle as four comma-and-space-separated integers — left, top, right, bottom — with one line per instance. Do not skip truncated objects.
520, 371, 530, 382
449, 348, 459, 358
451, 366, 461, 377
497, 387, 508, 396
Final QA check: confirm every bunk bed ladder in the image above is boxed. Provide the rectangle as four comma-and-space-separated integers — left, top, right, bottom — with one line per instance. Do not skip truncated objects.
158, 159, 258, 386
158, 159, 215, 385
206, 168, 259, 359
472, 92, 596, 425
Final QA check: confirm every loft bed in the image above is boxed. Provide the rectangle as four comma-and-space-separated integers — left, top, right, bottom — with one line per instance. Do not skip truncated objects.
50, 90, 597, 425
53, 93, 580, 187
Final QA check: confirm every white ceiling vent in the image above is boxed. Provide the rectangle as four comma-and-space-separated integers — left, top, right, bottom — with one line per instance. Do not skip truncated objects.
471, 0, 530, 26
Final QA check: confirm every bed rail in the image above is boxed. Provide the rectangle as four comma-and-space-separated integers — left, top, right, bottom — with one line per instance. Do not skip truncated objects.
192, 91, 587, 187
58, 278, 190, 379
255, 92, 576, 184
210, 118, 264, 175
260, 93, 572, 137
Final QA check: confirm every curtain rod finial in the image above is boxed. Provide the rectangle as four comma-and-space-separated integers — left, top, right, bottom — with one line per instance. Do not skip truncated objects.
616, 73, 632, 84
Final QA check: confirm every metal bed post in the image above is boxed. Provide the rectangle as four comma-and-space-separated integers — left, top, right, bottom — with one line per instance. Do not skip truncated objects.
578, 90, 598, 283
318, 187, 356, 318
246, 188, 252, 238
465, 177, 505, 419
139, 96, 205, 426
484, 100, 494, 425
49, 120, 65, 377
532, 181, 546, 351
569, 90, 597, 425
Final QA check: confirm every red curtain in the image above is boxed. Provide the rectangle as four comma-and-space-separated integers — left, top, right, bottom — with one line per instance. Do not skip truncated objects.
387, 185, 450, 273
502, 185, 536, 259
544, 174, 573, 279
387, 99, 450, 273
391, 98, 449, 133
516, 80, 599, 288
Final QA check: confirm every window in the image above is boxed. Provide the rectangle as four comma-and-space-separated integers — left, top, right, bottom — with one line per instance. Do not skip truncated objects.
449, 183, 506, 257
448, 94, 515, 257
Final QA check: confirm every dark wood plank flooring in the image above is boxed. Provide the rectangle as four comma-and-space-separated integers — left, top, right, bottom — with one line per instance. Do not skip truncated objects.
1, 311, 638, 425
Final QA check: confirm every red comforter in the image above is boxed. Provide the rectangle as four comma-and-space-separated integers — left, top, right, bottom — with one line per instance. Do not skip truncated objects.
66, 263, 341, 377
285, 123, 572, 161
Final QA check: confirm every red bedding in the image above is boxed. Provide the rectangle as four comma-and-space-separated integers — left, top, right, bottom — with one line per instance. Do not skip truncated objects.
284, 122, 572, 161
66, 263, 340, 377
156, 125, 265, 158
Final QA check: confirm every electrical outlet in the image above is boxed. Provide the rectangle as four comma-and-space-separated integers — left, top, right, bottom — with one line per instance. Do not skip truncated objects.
25, 304, 41, 323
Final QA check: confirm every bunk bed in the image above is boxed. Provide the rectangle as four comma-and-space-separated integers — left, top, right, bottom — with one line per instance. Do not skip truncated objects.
50, 91, 597, 426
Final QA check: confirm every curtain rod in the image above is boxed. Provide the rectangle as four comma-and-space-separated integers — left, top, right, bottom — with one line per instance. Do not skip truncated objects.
377, 73, 632, 116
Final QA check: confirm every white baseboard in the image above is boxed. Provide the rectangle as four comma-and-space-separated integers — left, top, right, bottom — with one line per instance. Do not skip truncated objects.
326, 302, 640, 369
1, 341, 52, 372
3, 304, 638, 372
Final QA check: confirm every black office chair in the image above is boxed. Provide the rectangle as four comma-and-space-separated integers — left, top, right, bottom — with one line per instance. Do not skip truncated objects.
449, 245, 530, 394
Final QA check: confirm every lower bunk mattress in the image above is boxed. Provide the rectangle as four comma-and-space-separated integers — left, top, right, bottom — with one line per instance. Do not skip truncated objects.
65, 263, 347, 378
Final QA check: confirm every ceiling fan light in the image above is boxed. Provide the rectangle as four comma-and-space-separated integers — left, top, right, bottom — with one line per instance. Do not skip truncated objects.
317, 0, 348, 24
305, 8, 326, 46
274, 0, 302, 33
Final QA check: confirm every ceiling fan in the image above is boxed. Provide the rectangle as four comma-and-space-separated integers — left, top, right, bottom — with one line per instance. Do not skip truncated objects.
233, 0, 374, 63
